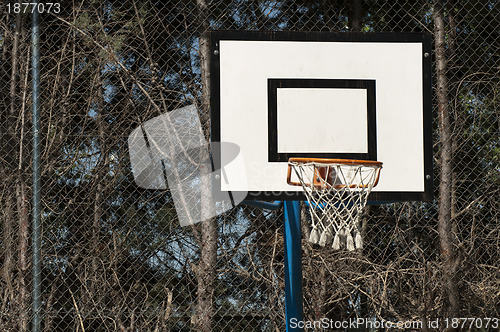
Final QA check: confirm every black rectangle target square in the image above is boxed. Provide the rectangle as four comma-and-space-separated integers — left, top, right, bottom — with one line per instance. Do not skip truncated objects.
267, 78, 377, 162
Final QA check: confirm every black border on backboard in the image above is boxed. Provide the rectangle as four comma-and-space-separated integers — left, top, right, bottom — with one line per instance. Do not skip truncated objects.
208, 30, 433, 202
268, 78, 376, 162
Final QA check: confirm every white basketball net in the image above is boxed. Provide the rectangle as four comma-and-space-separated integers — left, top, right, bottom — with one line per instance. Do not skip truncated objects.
289, 160, 382, 251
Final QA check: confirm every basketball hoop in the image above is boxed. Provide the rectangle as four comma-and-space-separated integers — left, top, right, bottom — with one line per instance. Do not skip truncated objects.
287, 158, 382, 251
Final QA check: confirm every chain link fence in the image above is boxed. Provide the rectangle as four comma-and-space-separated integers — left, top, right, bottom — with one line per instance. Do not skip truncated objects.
0, 0, 498, 331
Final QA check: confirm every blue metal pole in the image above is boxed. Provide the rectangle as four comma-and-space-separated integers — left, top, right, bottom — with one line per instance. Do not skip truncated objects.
283, 201, 304, 331
31, 4, 42, 332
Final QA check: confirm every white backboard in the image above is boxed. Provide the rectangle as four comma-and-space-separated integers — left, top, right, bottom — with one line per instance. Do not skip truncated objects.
210, 31, 433, 202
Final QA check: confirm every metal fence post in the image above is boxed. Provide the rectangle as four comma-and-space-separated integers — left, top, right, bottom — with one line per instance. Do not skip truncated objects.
284, 201, 304, 331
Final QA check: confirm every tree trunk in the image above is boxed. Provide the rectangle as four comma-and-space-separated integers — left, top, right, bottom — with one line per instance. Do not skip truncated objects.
16, 178, 29, 332
7, 6, 31, 330
1, 194, 15, 312
348, 0, 363, 32
92, 64, 106, 309
193, 1, 217, 331
433, 1, 460, 321
0, 11, 17, 326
